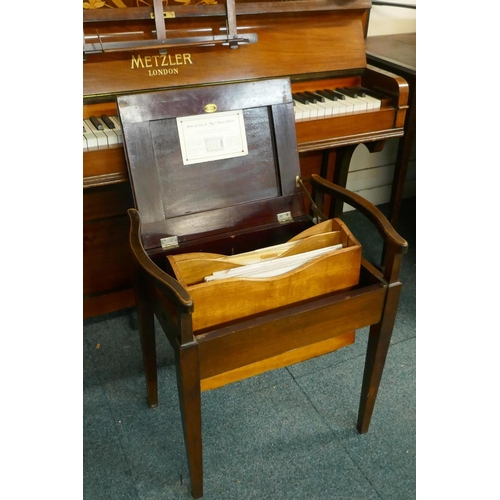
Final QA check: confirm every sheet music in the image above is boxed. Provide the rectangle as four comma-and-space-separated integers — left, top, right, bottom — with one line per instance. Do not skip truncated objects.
204, 244, 343, 281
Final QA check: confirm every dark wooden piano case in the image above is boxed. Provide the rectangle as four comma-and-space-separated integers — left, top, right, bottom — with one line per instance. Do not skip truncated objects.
118, 78, 408, 498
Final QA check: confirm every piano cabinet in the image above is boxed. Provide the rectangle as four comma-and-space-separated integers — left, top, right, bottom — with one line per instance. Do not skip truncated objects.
83, 183, 135, 318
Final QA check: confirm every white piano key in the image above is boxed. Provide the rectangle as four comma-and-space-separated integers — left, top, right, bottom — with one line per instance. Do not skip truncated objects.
83, 120, 99, 150
313, 100, 334, 117
342, 94, 367, 112
302, 102, 318, 119
358, 94, 381, 110
294, 100, 322, 119
305, 101, 327, 118
109, 116, 123, 143
315, 97, 345, 116
293, 101, 311, 121
84, 118, 108, 149
96, 117, 119, 146
324, 97, 351, 115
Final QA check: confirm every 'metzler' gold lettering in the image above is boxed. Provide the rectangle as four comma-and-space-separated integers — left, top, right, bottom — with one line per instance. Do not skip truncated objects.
131, 53, 194, 69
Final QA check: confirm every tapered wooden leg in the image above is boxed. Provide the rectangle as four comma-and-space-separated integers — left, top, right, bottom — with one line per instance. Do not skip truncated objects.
176, 343, 203, 499
331, 145, 356, 217
136, 296, 158, 408
357, 283, 403, 434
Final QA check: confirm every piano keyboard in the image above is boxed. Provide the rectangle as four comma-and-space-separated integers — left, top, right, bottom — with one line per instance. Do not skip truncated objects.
292, 87, 382, 122
82, 88, 382, 151
83, 115, 123, 151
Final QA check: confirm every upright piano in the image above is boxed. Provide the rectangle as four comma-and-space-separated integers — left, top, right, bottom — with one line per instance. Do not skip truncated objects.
83, 0, 409, 319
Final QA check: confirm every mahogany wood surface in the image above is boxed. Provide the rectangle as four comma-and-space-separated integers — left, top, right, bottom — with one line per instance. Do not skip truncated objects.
200, 332, 356, 391
84, 9, 367, 98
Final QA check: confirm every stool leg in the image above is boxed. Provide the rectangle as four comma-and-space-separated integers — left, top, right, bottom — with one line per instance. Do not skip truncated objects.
136, 298, 158, 408
357, 283, 403, 433
176, 343, 203, 499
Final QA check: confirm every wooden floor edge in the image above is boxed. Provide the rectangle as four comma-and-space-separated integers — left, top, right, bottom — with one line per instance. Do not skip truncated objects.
200, 331, 355, 391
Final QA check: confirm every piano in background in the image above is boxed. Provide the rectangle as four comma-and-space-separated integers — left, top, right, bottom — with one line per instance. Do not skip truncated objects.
83, 0, 409, 319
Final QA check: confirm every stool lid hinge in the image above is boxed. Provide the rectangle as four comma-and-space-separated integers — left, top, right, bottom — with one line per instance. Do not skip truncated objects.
160, 235, 179, 250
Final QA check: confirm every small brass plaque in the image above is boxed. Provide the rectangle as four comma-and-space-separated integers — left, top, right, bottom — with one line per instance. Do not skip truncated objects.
150, 12, 176, 19
204, 103, 217, 113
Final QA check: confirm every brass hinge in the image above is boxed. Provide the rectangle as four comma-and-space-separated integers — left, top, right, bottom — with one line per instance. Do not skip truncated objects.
160, 235, 179, 250
277, 211, 293, 224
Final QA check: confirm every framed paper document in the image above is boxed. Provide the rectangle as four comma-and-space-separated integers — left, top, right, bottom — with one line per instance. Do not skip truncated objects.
176, 110, 249, 165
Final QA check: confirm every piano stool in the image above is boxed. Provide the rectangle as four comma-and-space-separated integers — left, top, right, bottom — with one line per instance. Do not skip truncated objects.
118, 79, 408, 498
82, 195, 416, 500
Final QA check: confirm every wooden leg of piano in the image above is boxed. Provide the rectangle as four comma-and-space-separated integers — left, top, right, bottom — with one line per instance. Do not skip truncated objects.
357, 281, 403, 434
176, 344, 203, 499
332, 145, 357, 217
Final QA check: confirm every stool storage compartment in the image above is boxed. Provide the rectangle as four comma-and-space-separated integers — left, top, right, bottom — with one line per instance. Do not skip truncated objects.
168, 218, 361, 331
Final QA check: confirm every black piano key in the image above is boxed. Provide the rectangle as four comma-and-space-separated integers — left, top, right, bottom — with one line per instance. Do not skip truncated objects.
292, 93, 311, 105
344, 87, 366, 97
326, 89, 347, 100
335, 88, 363, 99
355, 87, 387, 101
101, 114, 115, 129
301, 92, 317, 103
315, 90, 336, 101
89, 115, 103, 130
304, 91, 325, 103
316, 89, 340, 101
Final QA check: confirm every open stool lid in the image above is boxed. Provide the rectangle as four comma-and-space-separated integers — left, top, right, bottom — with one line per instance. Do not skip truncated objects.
117, 78, 306, 252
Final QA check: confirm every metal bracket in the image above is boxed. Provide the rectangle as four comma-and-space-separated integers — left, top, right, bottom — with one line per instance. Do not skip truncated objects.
160, 235, 179, 250
277, 211, 293, 224
150, 11, 176, 19
83, 0, 257, 57
295, 176, 328, 223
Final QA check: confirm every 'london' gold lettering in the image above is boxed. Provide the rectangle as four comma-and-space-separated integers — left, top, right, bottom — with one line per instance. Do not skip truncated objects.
148, 68, 180, 76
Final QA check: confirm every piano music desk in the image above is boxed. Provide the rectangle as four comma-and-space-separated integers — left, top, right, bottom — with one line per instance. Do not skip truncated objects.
365, 32, 416, 228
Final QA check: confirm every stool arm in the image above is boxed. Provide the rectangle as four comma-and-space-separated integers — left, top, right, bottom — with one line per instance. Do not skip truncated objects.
310, 175, 408, 283
128, 208, 193, 313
